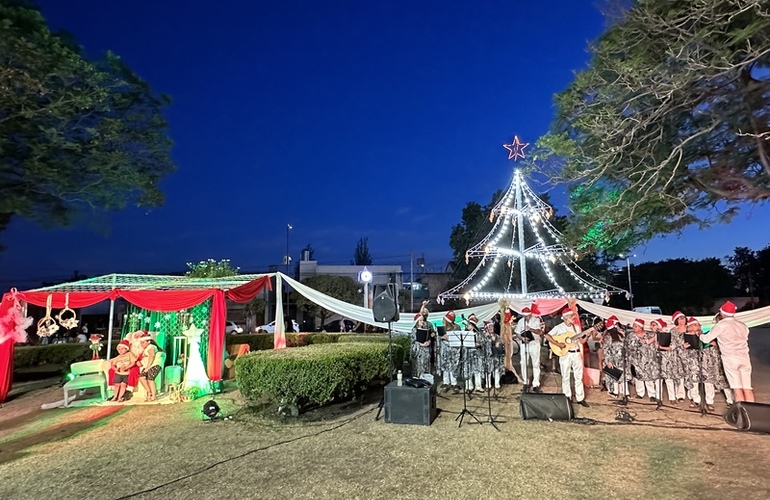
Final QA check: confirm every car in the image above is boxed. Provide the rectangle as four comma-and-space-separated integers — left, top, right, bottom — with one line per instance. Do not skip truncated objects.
225, 321, 243, 334
318, 319, 355, 332
257, 320, 299, 333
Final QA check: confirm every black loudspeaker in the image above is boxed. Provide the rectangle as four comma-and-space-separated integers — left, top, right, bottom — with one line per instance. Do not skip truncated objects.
372, 283, 399, 322
519, 392, 574, 421
384, 380, 436, 425
724, 402, 770, 433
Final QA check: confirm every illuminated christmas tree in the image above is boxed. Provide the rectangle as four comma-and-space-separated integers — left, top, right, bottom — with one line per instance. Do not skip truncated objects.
438, 136, 626, 304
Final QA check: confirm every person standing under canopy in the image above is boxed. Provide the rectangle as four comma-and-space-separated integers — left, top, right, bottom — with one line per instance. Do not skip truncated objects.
700, 301, 753, 402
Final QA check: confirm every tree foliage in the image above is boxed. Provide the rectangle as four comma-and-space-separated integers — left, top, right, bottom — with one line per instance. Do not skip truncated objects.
294, 275, 360, 327
0, 2, 175, 237
536, 0, 770, 253
184, 259, 239, 278
628, 258, 735, 313
728, 245, 770, 304
353, 237, 372, 265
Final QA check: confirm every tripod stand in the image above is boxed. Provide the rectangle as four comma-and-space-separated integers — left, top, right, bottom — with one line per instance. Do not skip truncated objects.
375, 321, 397, 421
455, 330, 481, 428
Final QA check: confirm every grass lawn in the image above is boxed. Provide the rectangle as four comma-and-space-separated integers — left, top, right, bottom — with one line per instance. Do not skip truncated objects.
2, 329, 770, 500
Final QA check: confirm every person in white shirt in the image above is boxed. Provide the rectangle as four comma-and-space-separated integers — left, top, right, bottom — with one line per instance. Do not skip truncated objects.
514, 306, 544, 392
700, 301, 753, 402
545, 308, 589, 407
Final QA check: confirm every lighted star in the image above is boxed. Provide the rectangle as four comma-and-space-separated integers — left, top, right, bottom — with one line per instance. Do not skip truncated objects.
503, 135, 529, 160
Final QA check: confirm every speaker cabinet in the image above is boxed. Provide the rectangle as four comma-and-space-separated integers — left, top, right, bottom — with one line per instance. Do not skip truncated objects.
724, 402, 770, 433
519, 392, 574, 421
372, 283, 399, 322
384, 380, 436, 425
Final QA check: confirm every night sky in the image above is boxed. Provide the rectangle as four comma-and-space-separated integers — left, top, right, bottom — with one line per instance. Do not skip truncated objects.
2, 1, 769, 290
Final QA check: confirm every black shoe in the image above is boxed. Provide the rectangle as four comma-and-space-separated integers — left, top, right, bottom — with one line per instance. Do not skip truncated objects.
578, 400, 590, 408
532, 386, 542, 393
650, 397, 656, 402
635, 395, 644, 399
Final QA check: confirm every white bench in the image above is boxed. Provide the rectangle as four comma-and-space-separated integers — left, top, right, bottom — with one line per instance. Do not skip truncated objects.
63, 359, 107, 407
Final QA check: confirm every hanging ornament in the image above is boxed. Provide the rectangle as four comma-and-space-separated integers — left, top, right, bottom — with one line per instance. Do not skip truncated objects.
0, 289, 33, 345
56, 293, 79, 329
37, 295, 59, 337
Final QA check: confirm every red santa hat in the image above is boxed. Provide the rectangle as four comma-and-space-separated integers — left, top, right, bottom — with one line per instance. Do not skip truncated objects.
672, 311, 685, 323
445, 310, 456, 321
605, 315, 618, 329
687, 316, 700, 326
117, 339, 130, 351
633, 318, 645, 329
720, 300, 736, 317
652, 318, 668, 329
414, 313, 421, 321
531, 304, 540, 315
467, 313, 478, 324
560, 308, 575, 319
521, 306, 532, 315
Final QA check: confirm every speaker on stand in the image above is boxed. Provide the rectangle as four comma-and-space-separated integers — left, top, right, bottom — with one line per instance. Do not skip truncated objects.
373, 283, 400, 421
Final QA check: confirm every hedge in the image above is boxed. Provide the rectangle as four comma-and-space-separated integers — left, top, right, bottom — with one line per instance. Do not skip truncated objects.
236, 342, 405, 410
226, 333, 345, 351
336, 333, 411, 362
13, 341, 121, 372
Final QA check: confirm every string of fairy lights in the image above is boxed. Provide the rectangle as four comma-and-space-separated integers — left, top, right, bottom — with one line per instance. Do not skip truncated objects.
438, 136, 628, 305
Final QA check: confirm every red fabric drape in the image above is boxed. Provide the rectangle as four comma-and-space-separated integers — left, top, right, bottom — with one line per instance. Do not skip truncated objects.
533, 299, 568, 317
0, 275, 275, 402
226, 276, 272, 303
207, 290, 226, 381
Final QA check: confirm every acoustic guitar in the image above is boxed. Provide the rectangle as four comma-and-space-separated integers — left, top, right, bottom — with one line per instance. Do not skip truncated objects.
547, 326, 601, 357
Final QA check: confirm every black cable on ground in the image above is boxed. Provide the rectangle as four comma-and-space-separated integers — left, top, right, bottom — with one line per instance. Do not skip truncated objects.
114, 405, 376, 500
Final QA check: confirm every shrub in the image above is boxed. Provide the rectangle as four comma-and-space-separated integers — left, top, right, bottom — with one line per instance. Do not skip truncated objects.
13, 341, 121, 371
236, 342, 404, 410
336, 334, 390, 343
226, 333, 344, 351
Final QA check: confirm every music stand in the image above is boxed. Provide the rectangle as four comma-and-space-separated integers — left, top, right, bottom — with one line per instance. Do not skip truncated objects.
451, 330, 482, 428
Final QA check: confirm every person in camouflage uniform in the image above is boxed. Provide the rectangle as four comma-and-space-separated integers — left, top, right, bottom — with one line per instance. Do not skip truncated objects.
682, 317, 729, 412
462, 314, 484, 393
439, 310, 461, 391
410, 305, 435, 378
601, 316, 628, 398
652, 317, 685, 404
480, 320, 505, 389
626, 318, 659, 401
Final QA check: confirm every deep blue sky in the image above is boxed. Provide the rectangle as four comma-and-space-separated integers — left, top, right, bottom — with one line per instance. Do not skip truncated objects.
2, 1, 769, 290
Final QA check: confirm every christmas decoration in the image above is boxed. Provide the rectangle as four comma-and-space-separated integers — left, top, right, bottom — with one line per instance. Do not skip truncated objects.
89, 334, 103, 360
0, 289, 33, 345
36, 295, 59, 337
55, 293, 79, 330
439, 138, 627, 304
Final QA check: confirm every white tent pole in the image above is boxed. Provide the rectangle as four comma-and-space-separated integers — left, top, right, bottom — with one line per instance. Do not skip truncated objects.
106, 298, 115, 361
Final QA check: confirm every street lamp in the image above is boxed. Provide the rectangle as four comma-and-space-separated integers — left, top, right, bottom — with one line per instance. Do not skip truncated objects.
359, 267, 373, 308
285, 224, 293, 274
619, 253, 636, 309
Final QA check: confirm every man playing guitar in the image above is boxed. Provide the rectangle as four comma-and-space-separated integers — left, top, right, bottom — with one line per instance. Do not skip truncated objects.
545, 308, 591, 407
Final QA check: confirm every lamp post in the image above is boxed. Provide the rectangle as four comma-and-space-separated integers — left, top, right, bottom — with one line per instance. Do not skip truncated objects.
359, 267, 372, 308
620, 253, 636, 309
285, 224, 292, 275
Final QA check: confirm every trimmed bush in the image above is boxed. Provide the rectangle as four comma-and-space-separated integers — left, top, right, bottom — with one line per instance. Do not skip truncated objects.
336, 334, 390, 343
226, 333, 344, 351
236, 342, 404, 410
13, 341, 121, 372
